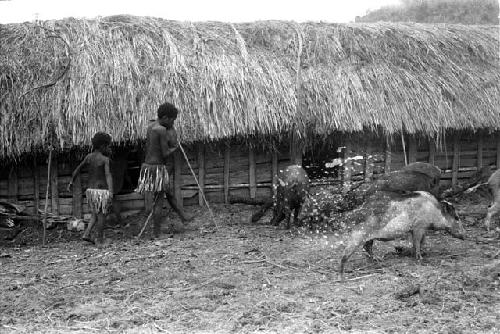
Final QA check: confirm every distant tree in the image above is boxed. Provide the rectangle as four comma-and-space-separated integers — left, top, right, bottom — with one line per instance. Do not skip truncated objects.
355, 0, 499, 24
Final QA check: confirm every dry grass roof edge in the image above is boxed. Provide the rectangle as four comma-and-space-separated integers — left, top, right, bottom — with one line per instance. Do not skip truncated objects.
0, 15, 499, 158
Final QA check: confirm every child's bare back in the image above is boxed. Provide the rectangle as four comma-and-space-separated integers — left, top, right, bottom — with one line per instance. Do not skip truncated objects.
85, 151, 112, 190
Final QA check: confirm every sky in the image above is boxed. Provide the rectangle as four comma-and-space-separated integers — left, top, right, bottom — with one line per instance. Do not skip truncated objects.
0, 0, 401, 24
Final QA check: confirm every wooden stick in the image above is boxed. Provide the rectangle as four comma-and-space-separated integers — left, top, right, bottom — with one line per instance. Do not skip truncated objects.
223, 143, 230, 204
452, 134, 460, 188
197, 143, 205, 207
249, 147, 256, 199
137, 193, 158, 239
477, 135, 483, 169
43, 148, 53, 246
178, 143, 216, 226
271, 150, 278, 197
173, 150, 183, 209
50, 156, 59, 215
384, 138, 391, 175
33, 158, 40, 218
401, 133, 408, 166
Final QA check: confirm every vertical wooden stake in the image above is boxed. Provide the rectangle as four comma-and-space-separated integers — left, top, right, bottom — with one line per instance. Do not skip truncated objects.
343, 142, 352, 184
272, 150, 278, 198
174, 150, 183, 209
249, 147, 256, 199
43, 149, 53, 246
33, 157, 40, 217
364, 147, 373, 182
384, 138, 391, 175
496, 134, 500, 170
477, 135, 483, 169
198, 143, 205, 207
72, 167, 82, 218
428, 138, 436, 166
50, 156, 59, 215
401, 134, 408, 166
223, 143, 231, 204
452, 134, 460, 188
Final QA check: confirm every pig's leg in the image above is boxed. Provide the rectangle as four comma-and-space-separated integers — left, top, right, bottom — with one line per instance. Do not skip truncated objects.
363, 240, 374, 258
270, 203, 285, 226
284, 207, 292, 229
251, 200, 273, 223
485, 202, 500, 232
339, 230, 365, 281
411, 228, 426, 261
291, 205, 301, 227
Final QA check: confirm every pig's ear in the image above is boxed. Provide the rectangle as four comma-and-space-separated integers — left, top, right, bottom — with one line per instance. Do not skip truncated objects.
439, 200, 458, 219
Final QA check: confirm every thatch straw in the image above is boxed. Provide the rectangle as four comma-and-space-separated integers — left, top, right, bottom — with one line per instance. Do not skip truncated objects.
0, 16, 499, 159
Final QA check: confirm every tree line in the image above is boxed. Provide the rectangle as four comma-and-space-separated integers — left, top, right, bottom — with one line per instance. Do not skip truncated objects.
355, 0, 499, 24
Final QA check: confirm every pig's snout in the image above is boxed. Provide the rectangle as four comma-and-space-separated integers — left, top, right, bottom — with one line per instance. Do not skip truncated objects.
449, 221, 466, 240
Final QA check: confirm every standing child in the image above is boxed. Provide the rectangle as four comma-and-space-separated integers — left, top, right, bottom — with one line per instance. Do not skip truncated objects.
68, 132, 114, 245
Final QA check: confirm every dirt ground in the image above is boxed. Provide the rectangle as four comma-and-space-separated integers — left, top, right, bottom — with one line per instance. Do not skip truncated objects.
0, 196, 499, 333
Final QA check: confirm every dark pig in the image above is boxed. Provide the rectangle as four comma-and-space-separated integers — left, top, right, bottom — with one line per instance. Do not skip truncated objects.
270, 165, 311, 229
374, 162, 441, 197
339, 191, 464, 280
484, 168, 500, 231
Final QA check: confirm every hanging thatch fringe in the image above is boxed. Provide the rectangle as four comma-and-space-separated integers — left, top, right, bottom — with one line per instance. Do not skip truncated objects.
0, 16, 499, 159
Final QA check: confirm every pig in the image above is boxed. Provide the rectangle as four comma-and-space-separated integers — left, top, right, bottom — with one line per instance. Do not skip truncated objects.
270, 165, 311, 229
339, 191, 464, 280
484, 168, 500, 231
373, 162, 441, 197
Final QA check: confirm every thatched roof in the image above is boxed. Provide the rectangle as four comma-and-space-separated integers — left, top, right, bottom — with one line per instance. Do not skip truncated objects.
0, 16, 499, 158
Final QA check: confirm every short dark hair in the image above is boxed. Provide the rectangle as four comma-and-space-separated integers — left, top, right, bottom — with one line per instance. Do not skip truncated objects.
92, 132, 112, 150
157, 102, 178, 119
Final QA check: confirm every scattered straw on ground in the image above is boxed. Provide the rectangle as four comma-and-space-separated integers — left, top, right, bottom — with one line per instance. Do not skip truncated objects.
0, 201, 499, 333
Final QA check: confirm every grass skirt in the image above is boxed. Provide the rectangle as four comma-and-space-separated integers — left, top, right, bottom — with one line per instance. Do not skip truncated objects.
86, 189, 111, 214
135, 164, 170, 194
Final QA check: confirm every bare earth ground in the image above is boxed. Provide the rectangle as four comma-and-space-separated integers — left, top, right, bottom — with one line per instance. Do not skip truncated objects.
0, 199, 499, 333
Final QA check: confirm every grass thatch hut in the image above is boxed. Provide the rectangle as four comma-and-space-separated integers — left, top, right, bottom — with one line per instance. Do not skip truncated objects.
0, 16, 499, 217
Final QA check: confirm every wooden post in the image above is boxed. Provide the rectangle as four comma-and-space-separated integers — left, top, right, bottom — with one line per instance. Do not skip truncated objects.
343, 142, 352, 183
496, 134, 500, 170
249, 147, 257, 199
272, 150, 278, 197
452, 134, 460, 188
384, 138, 391, 175
33, 158, 40, 216
174, 150, 183, 209
197, 143, 205, 206
8, 166, 18, 204
50, 156, 59, 215
408, 136, 417, 164
477, 135, 483, 169
223, 143, 230, 204
364, 146, 373, 182
428, 138, 436, 166
72, 169, 82, 218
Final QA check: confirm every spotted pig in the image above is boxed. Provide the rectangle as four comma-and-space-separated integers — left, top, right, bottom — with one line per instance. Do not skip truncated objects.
339, 191, 464, 280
